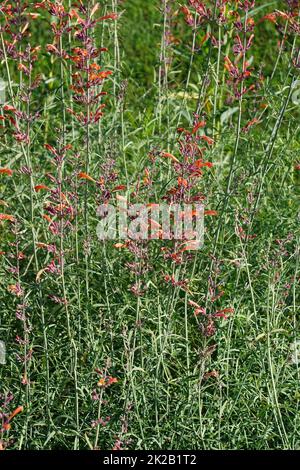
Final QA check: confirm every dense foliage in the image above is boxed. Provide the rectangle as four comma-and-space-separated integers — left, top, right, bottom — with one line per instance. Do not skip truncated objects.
0, 0, 299, 450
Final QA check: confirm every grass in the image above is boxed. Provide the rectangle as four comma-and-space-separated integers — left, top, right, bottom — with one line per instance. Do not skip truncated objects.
0, 0, 299, 451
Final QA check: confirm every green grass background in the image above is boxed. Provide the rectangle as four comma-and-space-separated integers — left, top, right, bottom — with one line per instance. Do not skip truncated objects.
0, 0, 299, 450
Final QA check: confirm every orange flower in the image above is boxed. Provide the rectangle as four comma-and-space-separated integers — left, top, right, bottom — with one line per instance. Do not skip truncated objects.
46, 44, 60, 54
192, 121, 206, 134
112, 185, 127, 192
188, 300, 201, 309
201, 135, 214, 145
204, 210, 218, 216
97, 376, 118, 387
0, 168, 13, 176
8, 406, 24, 421
0, 213, 15, 222
35, 184, 49, 192
18, 63, 29, 74
7, 284, 23, 296
180, 240, 201, 251
78, 172, 96, 182
260, 13, 277, 24
160, 152, 180, 163
107, 377, 118, 385
2, 406, 23, 431
194, 159, 213, 169
90, 63, 101, 71
44, 144, 57, 156
3, 104, 17, 113
98, 13, 118, 22
177, 177, 188, 187
42, 214, 52, 223
114, 242, 128, 249
242, 118, 261, 133
199, 33, 210, 47
97, 378, 106, 387
37, 242, 48, 249
215, 308, 234, 315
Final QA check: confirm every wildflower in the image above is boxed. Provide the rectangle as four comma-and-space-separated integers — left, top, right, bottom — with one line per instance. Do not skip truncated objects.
242, 118, 261, 133
203, 317, 216, 337
188, 300, 206, 316
34, 184, 50, 192
160, 151, 180, 163
1, 406, 23, 432
78, 172, 96, 182
112, 439, 123, 451
164, 274, 189, 290
204, 210, 218, 216
0, 214, 15, 222
96, 369, 118, 388
7, 284, 23, 297
0, 168, 13, 176
213, 308, 235, 320
91, 416, 111, 428
192, 120, 206, 133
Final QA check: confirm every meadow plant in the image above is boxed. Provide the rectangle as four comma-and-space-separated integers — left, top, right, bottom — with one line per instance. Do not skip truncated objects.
0, 0, 299, 451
